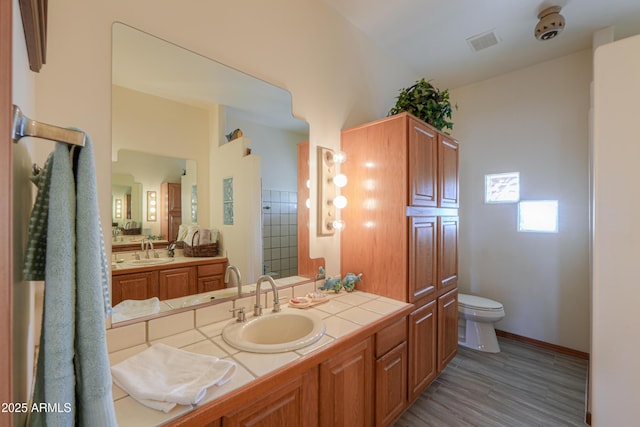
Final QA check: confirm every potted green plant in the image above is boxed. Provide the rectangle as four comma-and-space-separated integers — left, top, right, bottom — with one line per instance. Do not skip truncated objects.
388, 78, 456, 132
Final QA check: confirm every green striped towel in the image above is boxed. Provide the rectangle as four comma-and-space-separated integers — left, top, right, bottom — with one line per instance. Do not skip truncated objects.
23, 153, 54, 281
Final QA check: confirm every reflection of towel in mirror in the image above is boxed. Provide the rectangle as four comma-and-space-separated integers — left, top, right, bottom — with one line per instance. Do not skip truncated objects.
176, 224, 189, 242
184, 225, 209, 245
199, 228, 211, 244
111, 343, 237, 412
112, 297, 161, 323
184, 224, 200, 245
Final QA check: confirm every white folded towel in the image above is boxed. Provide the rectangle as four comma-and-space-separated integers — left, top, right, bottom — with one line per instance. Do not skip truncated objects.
176, 224, 189, 242
111, 343, 237, 412
184, 225, 200, 246
199, 228, 212, 245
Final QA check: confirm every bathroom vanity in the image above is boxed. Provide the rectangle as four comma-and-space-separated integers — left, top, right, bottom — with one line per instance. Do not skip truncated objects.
111, 238, 170, 253
108, 287, 414, 427
111, 256, 228, 305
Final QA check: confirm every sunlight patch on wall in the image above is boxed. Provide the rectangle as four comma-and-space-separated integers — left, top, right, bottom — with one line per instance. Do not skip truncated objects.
518, 200, 558, 233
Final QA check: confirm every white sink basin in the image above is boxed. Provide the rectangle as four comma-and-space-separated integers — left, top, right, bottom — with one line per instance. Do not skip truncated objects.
222, 310, 325, 353
125, 258, 175, 266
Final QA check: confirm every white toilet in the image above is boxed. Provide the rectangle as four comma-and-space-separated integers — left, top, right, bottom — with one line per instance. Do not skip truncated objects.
458, 293, 505, 353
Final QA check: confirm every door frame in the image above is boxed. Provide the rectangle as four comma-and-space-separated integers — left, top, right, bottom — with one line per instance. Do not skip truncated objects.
1, 0, 14, 423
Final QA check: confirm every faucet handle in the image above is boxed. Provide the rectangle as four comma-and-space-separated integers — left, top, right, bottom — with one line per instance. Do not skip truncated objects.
253, 303, 263, 317
229, 306, 246, 322
273, 296, 287, 313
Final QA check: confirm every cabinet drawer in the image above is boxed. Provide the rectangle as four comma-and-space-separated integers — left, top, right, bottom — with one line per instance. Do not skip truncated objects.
375, 316, 407, 358
198, 262, 225, 277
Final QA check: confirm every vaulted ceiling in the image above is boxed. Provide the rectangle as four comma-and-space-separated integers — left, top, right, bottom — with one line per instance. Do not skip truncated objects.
323, 0, 640, 88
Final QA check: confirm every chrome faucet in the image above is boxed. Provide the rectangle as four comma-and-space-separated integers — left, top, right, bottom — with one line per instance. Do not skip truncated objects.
224, 265, 242, 297
141, 238, 154, 259
254, 275, 280, 316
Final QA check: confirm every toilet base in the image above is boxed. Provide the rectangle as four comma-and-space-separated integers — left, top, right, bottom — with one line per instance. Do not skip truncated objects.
458, 319, 501, 353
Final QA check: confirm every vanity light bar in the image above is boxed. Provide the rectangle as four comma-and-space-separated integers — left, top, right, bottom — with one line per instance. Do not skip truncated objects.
317, 146, 347, 236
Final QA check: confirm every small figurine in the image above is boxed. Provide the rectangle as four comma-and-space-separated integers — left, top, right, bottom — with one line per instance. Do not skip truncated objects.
225, 128, 243, 142
342, 273, 362, 292
319, 275, 342, 293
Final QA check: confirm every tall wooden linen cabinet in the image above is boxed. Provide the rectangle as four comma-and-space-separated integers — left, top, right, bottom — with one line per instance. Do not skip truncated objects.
161, 182, 182, 242
340, 112, 459, 420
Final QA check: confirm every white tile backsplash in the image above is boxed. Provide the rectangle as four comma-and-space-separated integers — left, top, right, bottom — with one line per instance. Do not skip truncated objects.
107, 322, 147, 353
147, 311, 195, 341
196, 300, 234, 327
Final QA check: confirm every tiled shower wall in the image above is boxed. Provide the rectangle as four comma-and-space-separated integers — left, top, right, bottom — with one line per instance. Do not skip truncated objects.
262, 189, 298, 278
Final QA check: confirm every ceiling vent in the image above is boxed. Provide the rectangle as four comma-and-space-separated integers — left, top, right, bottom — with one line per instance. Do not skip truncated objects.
534, 6, 565, 41
466, 30, 501, 52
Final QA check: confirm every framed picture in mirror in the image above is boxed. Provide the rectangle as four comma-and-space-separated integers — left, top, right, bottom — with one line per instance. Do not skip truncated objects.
19, 0, 47, 72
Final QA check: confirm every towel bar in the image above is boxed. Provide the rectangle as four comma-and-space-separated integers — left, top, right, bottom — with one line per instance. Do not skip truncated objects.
12, 105, 86, 147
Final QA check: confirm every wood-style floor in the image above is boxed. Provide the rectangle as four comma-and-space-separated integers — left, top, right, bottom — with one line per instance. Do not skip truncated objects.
394, 337, 589, 427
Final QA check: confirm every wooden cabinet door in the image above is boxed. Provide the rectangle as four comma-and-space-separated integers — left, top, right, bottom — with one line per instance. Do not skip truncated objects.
409, 216, 437, 302
223, 368, 318, 427
408, 299, 437, 402
197, 276, 224, 293
161, 182, 182, 241
111, 271, 158, 305
320, 338, 373, 427
438, 216, 459, 292
438, 288, 458, 372
375, 342, 407, 427
409, 118, 438, 207
167, 183, 181, 213
158, 266, 196, 300
438, 134, 459, 208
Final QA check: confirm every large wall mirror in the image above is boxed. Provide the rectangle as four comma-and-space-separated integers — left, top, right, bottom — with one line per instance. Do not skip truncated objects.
111, 23, 315, 324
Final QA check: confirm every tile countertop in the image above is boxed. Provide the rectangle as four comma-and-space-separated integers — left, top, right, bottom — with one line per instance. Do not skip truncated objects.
111, 254, 225, 272
108, 289, 410, 427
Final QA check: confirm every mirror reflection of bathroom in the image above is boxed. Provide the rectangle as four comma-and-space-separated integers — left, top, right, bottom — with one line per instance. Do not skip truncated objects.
111, 23, 309, 323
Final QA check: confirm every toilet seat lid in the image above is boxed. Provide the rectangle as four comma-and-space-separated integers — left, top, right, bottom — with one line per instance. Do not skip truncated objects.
459, 294, 503, 310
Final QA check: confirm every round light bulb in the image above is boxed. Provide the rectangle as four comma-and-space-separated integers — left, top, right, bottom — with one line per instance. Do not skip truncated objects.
333, 151, 347, 164
332, 220, 346, 231
305, 198, 311, 209
333, 195, 347, 209
333, 174, 347, 188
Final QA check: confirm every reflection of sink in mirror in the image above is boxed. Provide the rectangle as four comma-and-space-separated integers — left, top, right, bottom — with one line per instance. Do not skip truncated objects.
222, 310, 325, 353
110, 23, 318, 325
125, 258, 175, 266
162, 284, 258, 310
166, 293, 217, 309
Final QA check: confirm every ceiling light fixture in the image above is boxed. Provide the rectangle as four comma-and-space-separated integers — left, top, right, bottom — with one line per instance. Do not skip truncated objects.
534, 6, 565, 41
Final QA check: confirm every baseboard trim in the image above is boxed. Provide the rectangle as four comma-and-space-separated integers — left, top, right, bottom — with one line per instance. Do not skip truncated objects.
495, 329, 590, 360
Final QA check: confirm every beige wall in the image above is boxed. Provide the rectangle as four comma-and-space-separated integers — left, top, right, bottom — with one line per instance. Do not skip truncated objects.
211, 137, 262, 283
112, 85, 211, 231
450, 50, 592, 352
592, 34, 640, 424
